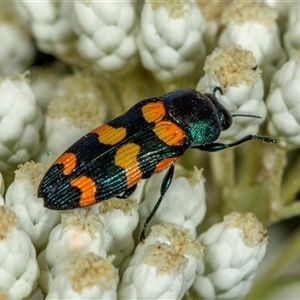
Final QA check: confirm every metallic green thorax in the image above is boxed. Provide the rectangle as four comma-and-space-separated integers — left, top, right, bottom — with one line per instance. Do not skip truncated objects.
187, 119, 221, 146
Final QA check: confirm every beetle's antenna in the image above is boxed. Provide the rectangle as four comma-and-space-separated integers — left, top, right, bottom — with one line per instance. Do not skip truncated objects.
212, 87, 262, 119
213, 86, 223, 96
232, 113, 262, 119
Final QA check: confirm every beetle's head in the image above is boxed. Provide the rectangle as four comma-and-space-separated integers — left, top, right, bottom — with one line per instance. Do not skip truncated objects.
164, 89, 232, 146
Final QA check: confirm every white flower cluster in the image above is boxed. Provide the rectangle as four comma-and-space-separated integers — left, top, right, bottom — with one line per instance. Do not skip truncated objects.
0, 158, 268, 299
191, 212, 268, 299
1, 0, 299, 298
138, 0, 206, 83
14, 1, 77, 63
0, 3, 35, 76
0, 74, 42, 178
219, 3, 285, 81
267, 49, 300, 149
197, 45, 266, 142
283, 3, 300, 58
7, 0, 207, 81
40, 72, 107, 160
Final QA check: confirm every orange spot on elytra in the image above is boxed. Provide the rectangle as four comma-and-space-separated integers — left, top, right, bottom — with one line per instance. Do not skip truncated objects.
153, 121, 185, 146
115, 143, 142, 187
70, 176, 97, 207
55, 152, 77, 176
142, 101, 166, 123
154, 157, 179, 173
92, 124, 126, 145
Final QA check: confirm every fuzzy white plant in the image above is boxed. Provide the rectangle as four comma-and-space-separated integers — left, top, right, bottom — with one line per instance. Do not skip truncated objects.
267, 49, 300, 149
0, 206, 40, 300
118, 223, 204, 299
46, 253, 118, 299
218, 2, 285, 88
5, 161, 61, 251
191, 211, 268, 300
71, 0, 138, 74
197, 1, 227, 55
92, 198, 139, 268
284, 3, 300, 59
38, 208, 106, 294
39, 72, 107, 161
0, 73, 42, 176
0, 6, 35, 76
138, 0, 206, 83
197, 44, 266, 142
13, 0, 78, 63
139, 165, 206, 237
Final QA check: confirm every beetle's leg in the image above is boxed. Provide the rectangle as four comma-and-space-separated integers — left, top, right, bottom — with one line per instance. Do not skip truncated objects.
139, 163, 176, 242
116, 184, 137, 199
192, 134, 276, 152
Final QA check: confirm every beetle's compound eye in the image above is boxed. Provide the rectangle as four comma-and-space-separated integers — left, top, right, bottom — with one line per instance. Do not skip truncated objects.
204, 92, 233, 131
218, 109, 232, 131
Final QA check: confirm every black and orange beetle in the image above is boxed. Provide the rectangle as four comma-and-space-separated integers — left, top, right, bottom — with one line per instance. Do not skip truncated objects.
38, 88, 276, 240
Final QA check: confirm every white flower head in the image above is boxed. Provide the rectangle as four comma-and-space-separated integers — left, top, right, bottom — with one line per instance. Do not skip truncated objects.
138, 0, 206, 83
198, 1, 227, 55
14, 0, 78, 63
139, 164, 206, 237
30, 62, 70, 113
41, 72, 107, 159
47, 253, 118, 299
119, 242, 187, 299
0, 73, 43, 175
71, 0, 138, 74
283, 3, 300, 59
197, 45, 266, 142
0, 7, 35, 76
219, 3, 284, 67
5, 160, 61, 251
96, 197, 139, 267
0, 206, 39, 299
192, 211, 268, 300
44, 208, 106, 267
38, 208, 106, 294
267, 50, 300, 149
119, 223, 204, 299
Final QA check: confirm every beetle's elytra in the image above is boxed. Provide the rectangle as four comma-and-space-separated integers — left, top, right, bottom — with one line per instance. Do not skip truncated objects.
38, 88, 276, 240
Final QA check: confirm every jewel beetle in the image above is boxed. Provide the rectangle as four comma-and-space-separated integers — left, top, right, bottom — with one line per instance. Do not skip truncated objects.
38, 88, 276, 240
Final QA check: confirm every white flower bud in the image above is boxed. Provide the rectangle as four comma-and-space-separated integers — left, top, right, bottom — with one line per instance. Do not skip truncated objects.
284, 3, 300, 58
5, 161, 61, 251
38, 208, 106, 294
14, 0, 78, 63
138, 0, 206, 83
267, 50, 300, 149
197, 45, 266, 141
0, 206, 39, 300
0, 74, 42, 176
119, 224, 204, 299
96, 198, 139, 267
46, 253, 118, 299
139, 164, 206, 237
30, 62, 70, 113
192, 212, 268, 300
0, 7, 35, 76
198, 1, 227, 55
119, 242, 187, 299
71, 0, 138, 74
218, 3, 285, 87
41, 72, 107, 160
